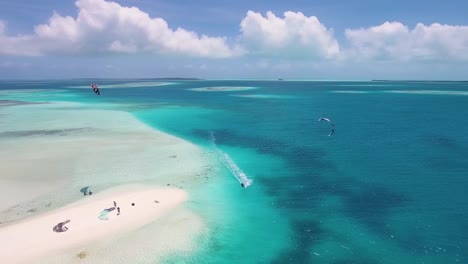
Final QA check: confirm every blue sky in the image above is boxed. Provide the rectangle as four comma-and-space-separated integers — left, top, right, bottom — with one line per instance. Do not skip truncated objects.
1, 0, 467, 79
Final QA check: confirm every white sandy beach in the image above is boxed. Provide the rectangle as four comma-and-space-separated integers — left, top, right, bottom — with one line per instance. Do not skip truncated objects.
0, 98, 211, 263
0, 185, 199, 263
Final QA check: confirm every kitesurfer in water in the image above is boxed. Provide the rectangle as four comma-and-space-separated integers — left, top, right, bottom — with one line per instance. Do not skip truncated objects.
241, 183, 245, 188
91, 83, 100, 95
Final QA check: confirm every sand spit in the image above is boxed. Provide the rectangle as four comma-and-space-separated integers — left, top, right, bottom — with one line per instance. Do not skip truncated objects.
0, 185, 201, 264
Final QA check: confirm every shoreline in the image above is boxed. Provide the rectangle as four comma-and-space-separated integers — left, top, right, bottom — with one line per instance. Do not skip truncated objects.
0, 98, 211, 263
0, 185, 200, 264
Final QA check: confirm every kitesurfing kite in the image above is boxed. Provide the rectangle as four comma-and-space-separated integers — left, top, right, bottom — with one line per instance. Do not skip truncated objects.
53, 220, 71, 232
318, 117, 335, 136
91, 83, 100, 95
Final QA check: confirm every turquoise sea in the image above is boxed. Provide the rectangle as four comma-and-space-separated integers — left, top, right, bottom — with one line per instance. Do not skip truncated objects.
1, 80, 468, 263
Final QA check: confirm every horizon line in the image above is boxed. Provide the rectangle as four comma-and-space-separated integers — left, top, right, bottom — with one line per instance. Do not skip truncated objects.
0, 78, 467, 82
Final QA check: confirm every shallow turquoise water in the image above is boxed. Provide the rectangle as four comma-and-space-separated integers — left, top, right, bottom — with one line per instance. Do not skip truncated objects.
1, 80, 468, 263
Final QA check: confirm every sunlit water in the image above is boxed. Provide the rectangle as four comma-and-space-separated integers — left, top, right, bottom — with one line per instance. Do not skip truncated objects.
1, 79, 467, 263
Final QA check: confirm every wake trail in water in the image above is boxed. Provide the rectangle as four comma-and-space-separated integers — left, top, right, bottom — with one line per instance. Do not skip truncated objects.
209, 131, 253, 188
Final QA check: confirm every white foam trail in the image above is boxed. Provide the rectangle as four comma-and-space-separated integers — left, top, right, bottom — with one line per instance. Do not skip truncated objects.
209, 131, 253, 188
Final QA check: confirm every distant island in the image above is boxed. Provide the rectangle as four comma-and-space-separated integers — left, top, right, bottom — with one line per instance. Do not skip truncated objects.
372, 80, 468, 82
72, 77, 203, 81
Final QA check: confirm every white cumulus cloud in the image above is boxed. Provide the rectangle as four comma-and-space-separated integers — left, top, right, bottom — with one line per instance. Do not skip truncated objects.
0, 0, 237, 58
239, 11, 340, 59
2, 1, 468, 65
345, 21, 468, 61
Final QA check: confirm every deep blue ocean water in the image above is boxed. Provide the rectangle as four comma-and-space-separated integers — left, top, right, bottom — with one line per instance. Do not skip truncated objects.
1, 80, 468, 263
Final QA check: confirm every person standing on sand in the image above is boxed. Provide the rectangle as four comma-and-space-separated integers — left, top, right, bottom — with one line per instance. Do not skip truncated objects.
117, 207, 121, 215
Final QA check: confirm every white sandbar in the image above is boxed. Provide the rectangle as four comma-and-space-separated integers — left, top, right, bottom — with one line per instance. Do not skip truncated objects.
188, 86, 258, 92
0, 100, 211, 263
0, 185, 194, 263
